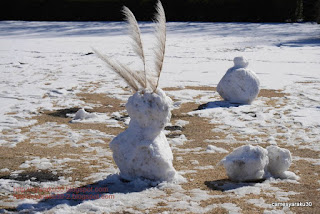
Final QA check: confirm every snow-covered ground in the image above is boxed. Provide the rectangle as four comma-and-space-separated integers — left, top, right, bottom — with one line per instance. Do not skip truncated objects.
0, 21, 319, 213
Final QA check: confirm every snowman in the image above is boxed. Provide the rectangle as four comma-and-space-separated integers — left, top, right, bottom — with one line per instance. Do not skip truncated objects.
217, 57, 260, 104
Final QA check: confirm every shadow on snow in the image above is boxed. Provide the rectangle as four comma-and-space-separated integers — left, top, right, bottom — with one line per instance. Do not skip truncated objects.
204, 179, 264, 192
0, 21, 318, 42
278, 37, 320, 47
196, 101, 243, 110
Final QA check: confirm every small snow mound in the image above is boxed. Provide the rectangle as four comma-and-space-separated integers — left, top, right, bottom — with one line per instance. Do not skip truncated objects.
217, 56, 260, 104
220, 145, 268, 182
233, 56, 248, 68
267, 145, 297, 179
72, 108, 97, 121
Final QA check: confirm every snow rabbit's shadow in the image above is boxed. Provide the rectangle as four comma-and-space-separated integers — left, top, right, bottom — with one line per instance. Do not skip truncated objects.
204, 178, 264, 192
196, 101, 243, 110
17, 174, 156, 212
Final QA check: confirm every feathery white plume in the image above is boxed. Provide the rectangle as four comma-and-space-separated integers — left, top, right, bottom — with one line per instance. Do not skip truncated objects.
92, 48, 139, 92
151, 0, 166, 92
94, 1, 167, 93
122, 6, 147, 88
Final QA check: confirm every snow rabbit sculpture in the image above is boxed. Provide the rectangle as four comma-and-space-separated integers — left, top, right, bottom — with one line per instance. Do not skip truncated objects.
94, 1, 178, 182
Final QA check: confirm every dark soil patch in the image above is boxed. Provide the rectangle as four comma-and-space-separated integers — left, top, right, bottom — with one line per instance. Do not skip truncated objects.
0, 170, 60, 182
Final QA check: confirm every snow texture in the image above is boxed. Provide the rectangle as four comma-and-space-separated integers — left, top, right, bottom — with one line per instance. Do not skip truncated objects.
220, 145, 269, 182
110, 89, 178, 182
221, 145, 298, 182
217, 57, 260, 104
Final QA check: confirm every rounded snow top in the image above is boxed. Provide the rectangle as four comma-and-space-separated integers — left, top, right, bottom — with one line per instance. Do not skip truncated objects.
233, 56, 249, 68
126, 88, 172, 133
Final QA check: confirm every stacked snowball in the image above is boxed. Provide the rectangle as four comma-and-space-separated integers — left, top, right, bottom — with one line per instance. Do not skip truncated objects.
220, 145, 297, 182
110, 89, 178, 182
217, 57, 260, 104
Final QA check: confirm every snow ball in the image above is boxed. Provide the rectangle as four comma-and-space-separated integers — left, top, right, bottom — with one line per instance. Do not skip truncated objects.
72, 108, 96, 121
217, 57, 260, 104
233, 56, 249, 68
267, 145, 292, 178
220, 145, 268, 182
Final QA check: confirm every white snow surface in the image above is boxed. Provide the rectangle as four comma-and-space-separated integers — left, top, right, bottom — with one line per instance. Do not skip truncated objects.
217, 56, 260, 104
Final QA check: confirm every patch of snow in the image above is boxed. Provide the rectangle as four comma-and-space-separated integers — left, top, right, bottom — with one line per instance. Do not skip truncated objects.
174, 147, 203, 154
175, 119, 189, 127
22, 157, 53, 170
291, 107, 320, 127
169, 134, 188, 146
0, 168, 10, 173
247, 198, 271, 209
227, 185, 262, 196
19, 163, 31, 169
195, 165, 215, 170
29, 122, 113, 148
190, 160, 199, 165
221, 203, 241, 214
206, 145, 228, 153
